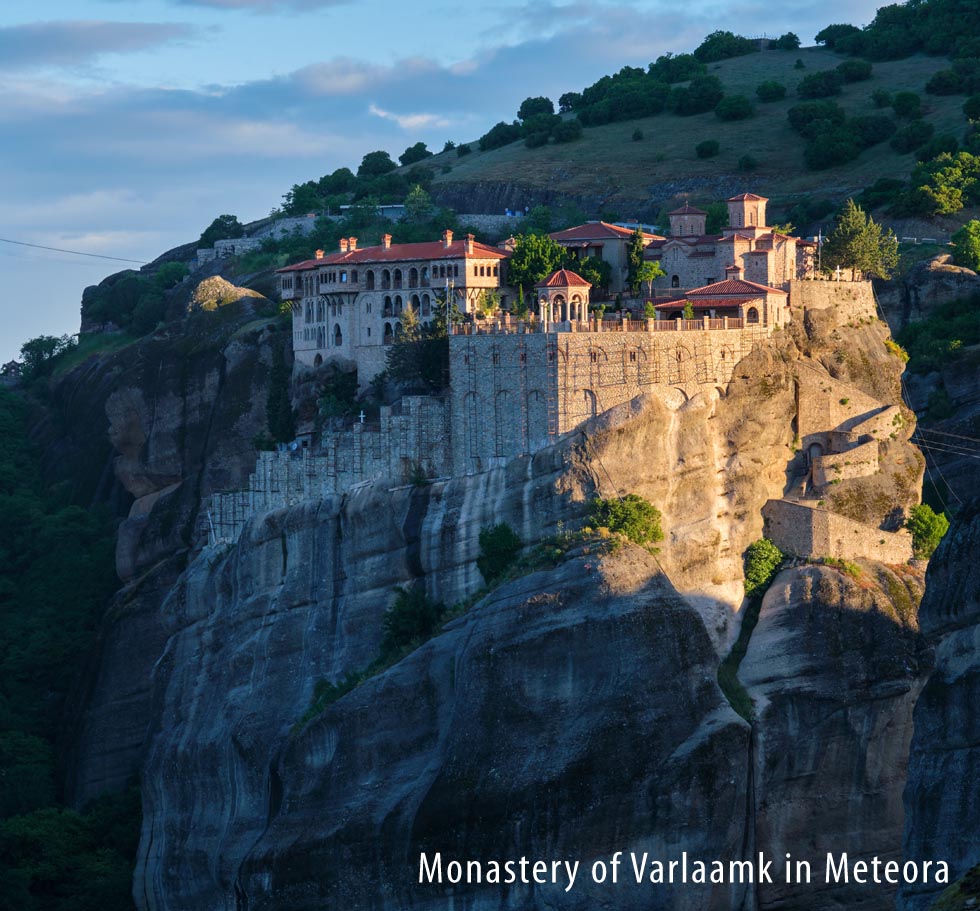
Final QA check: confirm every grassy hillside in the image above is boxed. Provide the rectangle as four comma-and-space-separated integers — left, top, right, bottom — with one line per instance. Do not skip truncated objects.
423, 47, 967, 216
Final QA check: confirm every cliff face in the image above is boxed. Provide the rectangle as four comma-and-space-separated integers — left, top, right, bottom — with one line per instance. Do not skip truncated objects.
901, 499, 980, 911
54, 290, 931, 910
58, 307, 285, 804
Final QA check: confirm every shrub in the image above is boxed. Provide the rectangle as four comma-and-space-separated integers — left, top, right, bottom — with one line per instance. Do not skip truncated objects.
952, 220, 980, 271
905, 504, 949, 559
738, 154, 758, 172
524, 131, 550, 148
694, 30, 758, 63
632, 128, 644, 141
756, 80, 786, 102
892, 91, 922, 118
552, 119, 584, 143
794, 59, 805, 70
381, 586, 447, 657
837, 59, 873, 82
589, 494, 663, 545
917, 134, 959, 162
477, 523, 523, 583
965, 95, 980, 121
815, 23, 861, 48
518, 96, 555, 119
456, 143, 472, 157
797, 70, 843, 99
696, 139, 720, 159
787, 101, 846, 138
891, 120, 935, 153
743, 539, 784, 598
926, 69, 962, 95
772, 32, 800, 50
872, 88, 892, 108
671, 75, 724, 115
479, 120, 522, 151
850, 114, 897, 147
857, 177, 907, 210
715, 95, 754, 121
804, 129, 861, 169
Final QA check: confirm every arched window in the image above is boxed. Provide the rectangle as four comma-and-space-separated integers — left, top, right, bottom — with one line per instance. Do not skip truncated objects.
411, 294, 420, 313
474, 264, 479, 277
334, 324, 343, 347
393, 269, 403, 289
383, 322, 394, 345
671, 275, 680, 288
314, 353, 323, 367
382, 269, 391, 289
383, 296, 393, 317
409, 267, 418, 288
365, 270, 375, 290
395, 295, 403, 316
421, 293, 430, 316
394, 321, 403, 337
746, 306, 760, 324
421, 266, 429, 285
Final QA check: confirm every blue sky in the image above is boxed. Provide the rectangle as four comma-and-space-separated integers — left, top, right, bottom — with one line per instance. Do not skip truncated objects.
0, 0, 884, 363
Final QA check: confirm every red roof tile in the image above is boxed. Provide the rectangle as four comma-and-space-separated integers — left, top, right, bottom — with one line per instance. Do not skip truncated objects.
276, 238, 507, 272
535, 268, 592, 289
668, 204, 708, 216
728, 192, 768, 202
550, 222, 662, 242
686, 277, 786, 297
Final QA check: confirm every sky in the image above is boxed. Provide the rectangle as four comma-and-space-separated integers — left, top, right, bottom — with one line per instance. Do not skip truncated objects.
0, 0, 885, 364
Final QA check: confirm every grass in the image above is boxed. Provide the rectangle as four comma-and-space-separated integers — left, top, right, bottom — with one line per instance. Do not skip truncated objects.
51, 331, 137, 378
421, 47, 967, 219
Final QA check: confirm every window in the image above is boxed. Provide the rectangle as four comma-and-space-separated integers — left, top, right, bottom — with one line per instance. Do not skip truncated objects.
366, 301, 372, 314
474, 264, 479, 277
454, 265, 459, 277
367, 327, 371, 337
352, 270, 358, 283
492, 350, 500, 365
340, 271, 348, 283
493, 265, 498, 276
629, 351, 636, 363
746, 307, 760, 324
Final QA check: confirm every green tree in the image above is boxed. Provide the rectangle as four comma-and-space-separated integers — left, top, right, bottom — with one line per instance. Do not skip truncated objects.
636, 260, 665, 297
589, 494, 663, 545
756, 80, 787, 102
743, 538, 784, 598
773, 31, 801, 50
815, 23, 860, 48
715, 94, 754, 120
518, 96, 555, 119
797, 71, 843, 99
683, 301, 695, 320
477, 523, 523, 583
571, 256, 611, 293
357, 149, 397, 179
626, 227, 647, 295
19, 335, 75, 379
906, 504, 949, 559
821, 199, 899, 279
507, 233, 564, 294
198, 214, 244, 248
266, 342, 295, 443
381, 586, 447, 658
398, 142, 432, 166
403, 184, 435, 222
892, 91, 922, 118
952, 220, 980, 270
696, 139, 720, 158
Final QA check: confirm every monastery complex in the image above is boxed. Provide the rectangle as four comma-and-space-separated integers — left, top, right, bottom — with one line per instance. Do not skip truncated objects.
206, 191, 913, 564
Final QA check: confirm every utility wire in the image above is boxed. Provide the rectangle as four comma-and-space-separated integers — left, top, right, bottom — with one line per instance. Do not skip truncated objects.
0, 237, 148, 265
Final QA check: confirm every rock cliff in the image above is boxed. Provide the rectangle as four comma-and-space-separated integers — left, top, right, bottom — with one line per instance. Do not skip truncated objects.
54, 289, 930, 910
901, 498, 980, 911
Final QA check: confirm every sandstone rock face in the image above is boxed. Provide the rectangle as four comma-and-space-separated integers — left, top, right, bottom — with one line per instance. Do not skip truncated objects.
742, 563, 925, 911
901, 499, 980, 911
876, 254, 980, 330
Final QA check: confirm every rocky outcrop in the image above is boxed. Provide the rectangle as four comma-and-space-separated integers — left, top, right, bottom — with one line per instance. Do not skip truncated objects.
876, 255, 980, 330
901, 498, 980, 911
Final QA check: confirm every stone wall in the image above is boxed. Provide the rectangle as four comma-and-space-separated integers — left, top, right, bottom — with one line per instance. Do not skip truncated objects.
449, 324, 769, 475
762, 499, 913, 564
812, 439, 880, 486
457, 213, 525, 237
207, 396, 450, 542
789, 278, 878, 323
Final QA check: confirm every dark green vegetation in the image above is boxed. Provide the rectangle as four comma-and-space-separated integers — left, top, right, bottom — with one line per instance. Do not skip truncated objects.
906, 503, 950, 558
718, 539, 786, 721
0, 389, 138, 910
952, 220, 980, 270
821, 200, 899, 278
477, 523, 523, 584
81, 261, 188, 334
589, 494, 663, 546
897, 290, 980, 374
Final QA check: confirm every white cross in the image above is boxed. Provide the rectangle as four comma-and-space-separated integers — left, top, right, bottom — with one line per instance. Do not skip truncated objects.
358, 410, 366, 424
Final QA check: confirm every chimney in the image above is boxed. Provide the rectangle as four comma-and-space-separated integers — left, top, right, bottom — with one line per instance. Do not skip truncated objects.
338, 238, 348, 253
315, 248, 325, 260
465, 233, 475, 254
382, 234, 392, 250
442, 229, 454, 249
348, 236, 357, 251
725, 262, 742, 279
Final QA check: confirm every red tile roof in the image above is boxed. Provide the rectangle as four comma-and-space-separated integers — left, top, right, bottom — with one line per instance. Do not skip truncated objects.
276, 238, 507, 272
686, 277, 786, 297
656, 297, 757, 309
669, 204, 708, 216
728, 193, 768, 202
535, 268, 592, 289
550, 222, 662, 242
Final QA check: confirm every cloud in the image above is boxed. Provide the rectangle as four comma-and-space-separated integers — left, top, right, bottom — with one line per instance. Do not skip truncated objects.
368, 104, 450, 131
170, 0, 350, 10
0, 20, 197, 70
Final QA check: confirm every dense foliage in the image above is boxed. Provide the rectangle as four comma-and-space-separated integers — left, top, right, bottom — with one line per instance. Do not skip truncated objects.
896, 292, 980, 374
821, 199, 898, 279
743, 538, 784, 598
906, 504, 949, 559
589, 494, 663, 546
0, 389, 138, 909
381, 587, 447, 658
952, 220, 980, 271
80, 261, 188, 333
477, 523, 523, 584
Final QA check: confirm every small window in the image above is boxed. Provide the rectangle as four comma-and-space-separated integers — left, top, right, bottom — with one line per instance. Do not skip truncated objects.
492, 351, 500, 365
629, 351, 636, 363
590, 351, 597, 363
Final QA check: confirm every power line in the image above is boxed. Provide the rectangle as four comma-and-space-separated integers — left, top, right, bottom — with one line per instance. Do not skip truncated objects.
0, 237, 148, 265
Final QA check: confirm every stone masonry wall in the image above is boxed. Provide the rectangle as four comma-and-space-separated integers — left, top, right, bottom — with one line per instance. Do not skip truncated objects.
762, 499, 913, 564
788, 278, 878, 322
812, 439, 880, 486
449, 324, 769, 475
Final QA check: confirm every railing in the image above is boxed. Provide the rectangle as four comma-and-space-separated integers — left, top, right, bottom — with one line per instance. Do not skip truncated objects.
450, 316, 753, 336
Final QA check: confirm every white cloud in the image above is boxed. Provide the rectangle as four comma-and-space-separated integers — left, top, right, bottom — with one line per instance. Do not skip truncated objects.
368, 104, 450, 131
